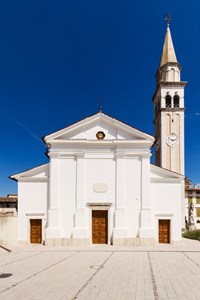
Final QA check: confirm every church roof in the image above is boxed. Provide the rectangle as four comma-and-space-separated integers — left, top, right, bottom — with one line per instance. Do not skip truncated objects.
150, 164, 184, 180
160, 26, 177, 67
10, 164, 48, 182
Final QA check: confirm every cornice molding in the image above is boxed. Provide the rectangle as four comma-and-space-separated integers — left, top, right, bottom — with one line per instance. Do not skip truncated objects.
48, 152, 75, 159
48, 139, 153, 146
75, 152, 85, 159
160, 108, 184, 113
140, 153, 151, 158
18, 177, 48, 182
25, 212, 45, 216
151, 177, 182, 183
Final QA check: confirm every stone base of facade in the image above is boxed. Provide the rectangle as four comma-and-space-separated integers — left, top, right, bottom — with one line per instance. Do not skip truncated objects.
44, 237, 182, 246
17, 240, 29, 245
113, 237, 156, 246
45, 237, 157, 246
171, 240, 182, 245
45, 238, 90, 246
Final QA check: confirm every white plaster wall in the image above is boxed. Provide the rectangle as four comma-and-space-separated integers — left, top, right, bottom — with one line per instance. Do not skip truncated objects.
123, 158, 141, 237
85, 158, 115, 204
18, 181, 48, 242
57, 154, 143, 241
56, 154, 147, 241
59, 158, 76, 237
0, 216, 18, 243
150, 181, 182, 241
85, 158, 115, 235
55, 155, 116, 240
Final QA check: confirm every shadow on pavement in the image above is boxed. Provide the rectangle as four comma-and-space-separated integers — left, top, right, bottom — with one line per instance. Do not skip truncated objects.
0, 273, 13, 278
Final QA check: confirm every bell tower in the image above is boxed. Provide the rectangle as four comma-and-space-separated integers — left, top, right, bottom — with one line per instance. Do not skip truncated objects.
153, 20, 187, 175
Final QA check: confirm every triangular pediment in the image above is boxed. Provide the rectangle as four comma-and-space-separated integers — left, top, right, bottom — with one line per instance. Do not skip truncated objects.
44, 112, 154, 143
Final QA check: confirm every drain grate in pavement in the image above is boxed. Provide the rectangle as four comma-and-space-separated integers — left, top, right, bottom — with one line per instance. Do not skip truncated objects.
71, 252, 113, 300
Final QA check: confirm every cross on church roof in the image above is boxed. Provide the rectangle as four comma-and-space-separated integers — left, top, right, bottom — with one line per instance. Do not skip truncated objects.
99, 97, 102, 112
165, 15, 171, 27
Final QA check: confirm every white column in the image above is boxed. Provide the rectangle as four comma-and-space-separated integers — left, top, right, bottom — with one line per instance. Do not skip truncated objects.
139, 153, 154, 238
76, 153, 85, 209
141, 154, 150, 209
73, 152, 87, 239
113, 152, 127, 238
116, 153, 124, 209
46, 154, 61, 238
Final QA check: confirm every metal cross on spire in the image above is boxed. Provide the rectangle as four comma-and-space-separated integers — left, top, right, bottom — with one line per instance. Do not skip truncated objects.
99, 97, 102, 112
165, 15, 171, 27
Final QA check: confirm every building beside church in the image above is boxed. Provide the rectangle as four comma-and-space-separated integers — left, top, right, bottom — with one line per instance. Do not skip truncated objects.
11, 24, 186, 246
0, 194, 18, 243
185, 179, 200, 229
0, 194, 18, 214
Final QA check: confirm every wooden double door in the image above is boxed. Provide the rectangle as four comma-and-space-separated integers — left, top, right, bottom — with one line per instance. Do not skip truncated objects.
30, 219, 42, 243
92, 210, 108, 244
159, 220, 170, 243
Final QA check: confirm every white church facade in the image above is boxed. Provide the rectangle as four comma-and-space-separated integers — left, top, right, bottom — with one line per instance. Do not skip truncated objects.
11, 24, 186, 246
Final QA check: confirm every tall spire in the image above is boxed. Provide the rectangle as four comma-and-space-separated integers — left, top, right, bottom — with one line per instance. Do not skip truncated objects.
160, 22, 177, 67
153, 18, 187, 177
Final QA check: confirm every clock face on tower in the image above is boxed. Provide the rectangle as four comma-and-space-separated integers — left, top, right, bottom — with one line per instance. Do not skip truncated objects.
166, 133, 179, 147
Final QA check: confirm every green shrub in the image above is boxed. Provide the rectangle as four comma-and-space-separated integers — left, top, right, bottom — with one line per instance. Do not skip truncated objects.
183, 230, 200, 241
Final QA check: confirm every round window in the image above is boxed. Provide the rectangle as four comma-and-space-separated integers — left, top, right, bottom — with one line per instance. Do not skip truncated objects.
96, 131, 105, 140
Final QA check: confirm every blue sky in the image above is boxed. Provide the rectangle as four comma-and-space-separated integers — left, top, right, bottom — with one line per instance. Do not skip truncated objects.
0, 0, 199, 195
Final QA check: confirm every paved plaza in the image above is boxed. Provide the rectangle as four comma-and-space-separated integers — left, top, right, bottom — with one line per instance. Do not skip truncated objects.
0, 239, 200, 299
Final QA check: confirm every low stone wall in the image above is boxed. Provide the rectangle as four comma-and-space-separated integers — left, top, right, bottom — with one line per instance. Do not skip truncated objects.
0, 216, 18, 243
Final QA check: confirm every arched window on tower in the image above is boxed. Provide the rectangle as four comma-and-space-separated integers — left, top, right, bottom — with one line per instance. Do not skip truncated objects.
171, 68, 175, 81
165, 94, 172, 108
174, 94, 180, 108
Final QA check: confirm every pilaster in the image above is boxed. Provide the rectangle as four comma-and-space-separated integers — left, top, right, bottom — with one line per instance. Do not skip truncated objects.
75, 152, 85, 209
113, 152, 127, 238
139, 154, 154, 238
73, 152, 87, 238
46, 156, 61, 238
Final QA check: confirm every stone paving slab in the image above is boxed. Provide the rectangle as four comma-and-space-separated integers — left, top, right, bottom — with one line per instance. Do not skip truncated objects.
0, 239, 200, 299
0, 250, 40, 266
0, 251, 77, 295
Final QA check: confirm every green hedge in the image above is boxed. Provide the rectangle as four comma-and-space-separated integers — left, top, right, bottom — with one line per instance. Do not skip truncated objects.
183, 230, 200, 241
